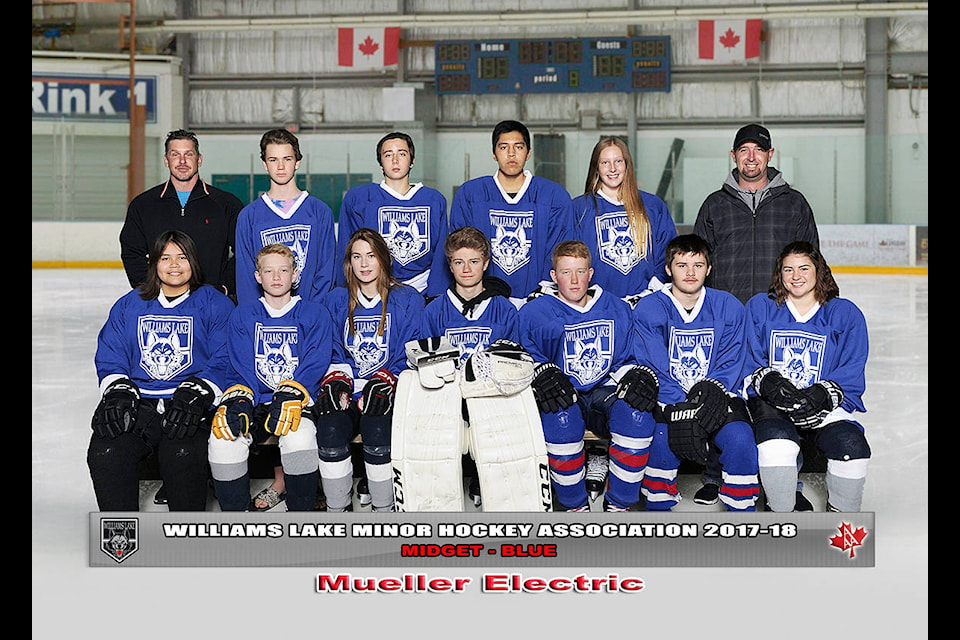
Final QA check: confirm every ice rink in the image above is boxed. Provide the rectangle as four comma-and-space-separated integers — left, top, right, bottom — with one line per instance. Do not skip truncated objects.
33, 268, 927, 638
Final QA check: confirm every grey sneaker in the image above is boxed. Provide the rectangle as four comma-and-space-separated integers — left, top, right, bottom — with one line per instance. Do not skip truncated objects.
584, 445, 608, 501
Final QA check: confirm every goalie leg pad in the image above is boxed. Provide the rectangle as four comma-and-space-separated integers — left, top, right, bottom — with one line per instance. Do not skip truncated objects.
466, 388, 553, 512
391, 369, 467, 511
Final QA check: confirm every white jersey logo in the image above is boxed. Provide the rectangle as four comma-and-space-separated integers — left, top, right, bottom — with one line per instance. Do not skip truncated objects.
595, 212, 639, 275
254, 323, 299, 389
563, 320, 614, 386
445, 326, 493, 367
768, 330, 827, 388
260, 224, 311, 285
379, 206, 431, 266
489, 210, 533, 275
138, 315, 193, 380
669, 327, 715, 392
345, 314, 391, 377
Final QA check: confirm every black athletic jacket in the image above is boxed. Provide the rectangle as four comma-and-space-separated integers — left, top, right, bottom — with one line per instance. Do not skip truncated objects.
120, 178, 243, 296
693, 167, 820, 304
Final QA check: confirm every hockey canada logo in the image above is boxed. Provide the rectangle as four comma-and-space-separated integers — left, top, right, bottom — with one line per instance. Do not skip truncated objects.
829, 520, 869, 559
101, 518, 139, 564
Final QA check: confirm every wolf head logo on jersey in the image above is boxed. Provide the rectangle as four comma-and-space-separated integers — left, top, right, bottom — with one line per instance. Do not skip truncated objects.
768, 330, 826, 389
563, 320, 614, 386
445, 327, 493, 367
386, 219, 427, 265
489, 211, 533, 275
255, 324, 300, 389
781, 348, 815, 388
345, 315, 390, 377
596, 214, 640, 275
669, 328, 714, 393
138, 316, 192, 380
261, 225, 311, 286
379, 207, 430, 266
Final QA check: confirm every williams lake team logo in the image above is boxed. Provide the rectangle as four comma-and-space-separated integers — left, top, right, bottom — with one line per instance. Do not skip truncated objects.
445, 326, 493, 366
379, 206, 431, 266
669, 327, 716, 393
768, 330, 827, 387
489, 210, 534, 275
260, 225, 311, 286
595, 212, 640, 275
138, 315, 193, 380
101, 518, 139, 564
255, 323, 299, 389
563, 320, 614, 386
345, 314, 391, 377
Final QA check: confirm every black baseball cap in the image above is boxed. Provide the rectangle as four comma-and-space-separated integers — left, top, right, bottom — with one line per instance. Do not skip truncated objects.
733, 124, 772, 151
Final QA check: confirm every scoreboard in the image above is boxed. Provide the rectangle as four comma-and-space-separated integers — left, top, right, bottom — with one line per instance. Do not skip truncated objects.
435, 36, 670, 95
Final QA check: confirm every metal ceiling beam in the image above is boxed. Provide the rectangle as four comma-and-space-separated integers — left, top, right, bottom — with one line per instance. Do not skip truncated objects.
128, 3, 927, 34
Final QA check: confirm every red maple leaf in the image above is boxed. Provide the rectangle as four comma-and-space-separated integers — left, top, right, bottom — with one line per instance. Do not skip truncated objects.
719, 28, 741, 50
829, 521, 869, 558
358, 36, 380, 57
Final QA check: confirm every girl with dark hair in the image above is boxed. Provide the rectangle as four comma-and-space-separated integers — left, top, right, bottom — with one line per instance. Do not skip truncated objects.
744, 241, 871, 512
314, 228, 425, 512
89, 230, 235, 510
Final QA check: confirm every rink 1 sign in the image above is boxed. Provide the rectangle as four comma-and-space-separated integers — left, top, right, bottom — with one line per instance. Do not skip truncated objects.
32, 73, 157, 122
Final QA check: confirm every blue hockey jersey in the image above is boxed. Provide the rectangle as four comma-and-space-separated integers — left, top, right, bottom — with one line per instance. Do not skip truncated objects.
572, 189, 678, 300
337, 182, 449, 297
95, 286, 234, 399
741, 294, 868, 414
224, 296, 335, 404
449, 171, 575, 300
518, 285, 637, 392
421, 289, 520, 366
323, 284, 425, 389
234, 191, 337, 304
632, 285, 746, 404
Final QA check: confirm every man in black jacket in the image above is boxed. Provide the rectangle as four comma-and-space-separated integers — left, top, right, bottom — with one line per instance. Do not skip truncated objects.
691, 123, 820, 509
693, 123, 820, 305
120, 129, 243, 299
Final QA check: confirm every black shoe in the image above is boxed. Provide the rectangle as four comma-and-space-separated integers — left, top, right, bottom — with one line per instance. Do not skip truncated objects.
794, 491, 814, 512
693, 483, 720, 505
584, 445, 608, 501
468, 476, 482, 508
357, 478, 371, 507
153, 484, 168, 505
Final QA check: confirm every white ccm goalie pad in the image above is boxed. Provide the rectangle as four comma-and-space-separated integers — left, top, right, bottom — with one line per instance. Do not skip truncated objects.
460, 350, 553, 512
392, 339, 468, 511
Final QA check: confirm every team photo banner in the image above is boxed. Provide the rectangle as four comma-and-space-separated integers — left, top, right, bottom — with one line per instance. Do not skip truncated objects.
91, 511, 873, 568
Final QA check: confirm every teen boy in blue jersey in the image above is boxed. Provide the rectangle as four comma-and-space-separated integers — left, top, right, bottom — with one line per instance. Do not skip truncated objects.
449, 120, 576, 308
634, 234, 759, 511
209, 244, 334, 512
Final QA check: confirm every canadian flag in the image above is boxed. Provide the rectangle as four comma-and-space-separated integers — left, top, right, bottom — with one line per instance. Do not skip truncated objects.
698, 20, 762, 61
338, 27, 400, 68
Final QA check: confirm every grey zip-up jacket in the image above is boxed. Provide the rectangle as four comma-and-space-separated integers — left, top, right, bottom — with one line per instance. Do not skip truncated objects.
693, 167, 819, 304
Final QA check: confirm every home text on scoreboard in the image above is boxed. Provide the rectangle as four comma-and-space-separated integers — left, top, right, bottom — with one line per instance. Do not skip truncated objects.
435, 37, 671, 95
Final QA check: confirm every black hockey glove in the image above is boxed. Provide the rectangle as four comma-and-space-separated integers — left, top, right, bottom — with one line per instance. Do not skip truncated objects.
751, 366, 803, 412
91, 378, 141, 439
211, 384, 254, 441
664, 401, 711, 465
616, 365, 660, 412
264, 380, 309, 436
485, 338, 531, 361
790, 380, 844, 429
360, 369, 398, 416
315, 371, 353, 415
686, 378, 730, 436
162, 376, 214, 439
531, 362, 578, 414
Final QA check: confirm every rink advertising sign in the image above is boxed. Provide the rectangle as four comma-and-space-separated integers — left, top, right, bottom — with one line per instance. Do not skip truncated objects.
90, 512, 874, 569
32, 73, 158, 122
